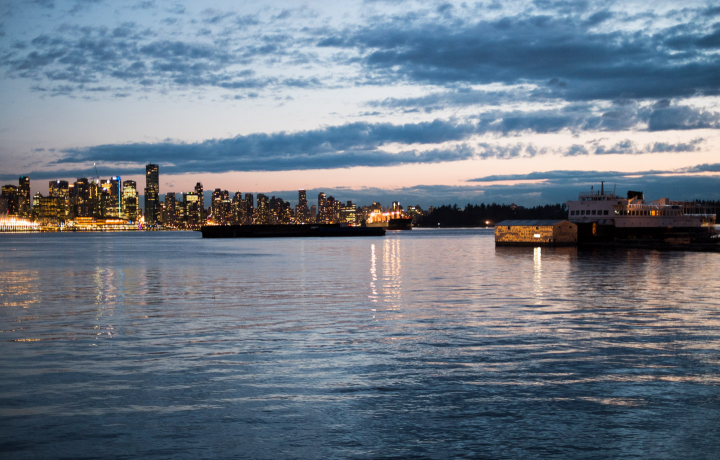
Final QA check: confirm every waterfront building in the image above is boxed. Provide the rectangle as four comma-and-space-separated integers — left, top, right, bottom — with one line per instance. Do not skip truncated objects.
32, 192, 41, 209
1, 185, 18, 215
72, 178, 92, 217
49, 180, 70, 219
310, 205, 317, 221
18, 176, 30, 217
104, 177, 122, 218
0, 196, 8, 215
341, 201, 356, 224
144, 164, 160, 225
36, 195, 61, 225
98, 179, 113, 218
122, 180, 138, 222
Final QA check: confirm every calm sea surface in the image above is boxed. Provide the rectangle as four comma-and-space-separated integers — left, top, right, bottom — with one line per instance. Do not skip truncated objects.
1, 229, 720, 459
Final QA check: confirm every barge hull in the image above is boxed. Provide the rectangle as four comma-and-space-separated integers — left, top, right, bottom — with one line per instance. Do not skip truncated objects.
201, 224, 385, 238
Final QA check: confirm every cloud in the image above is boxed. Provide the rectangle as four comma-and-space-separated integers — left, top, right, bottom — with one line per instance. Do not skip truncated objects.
52, 120, 479, 173
32, 111, 712, 177
320, 8, 720, 102
33, 0, 55, 8
0, 21, 314, 96
647, 105, 720, 131
648, 138, 703, 153
466, 165, 720, 204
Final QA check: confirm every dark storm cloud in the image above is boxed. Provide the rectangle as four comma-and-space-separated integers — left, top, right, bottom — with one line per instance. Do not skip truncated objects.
319, 8, 720, 102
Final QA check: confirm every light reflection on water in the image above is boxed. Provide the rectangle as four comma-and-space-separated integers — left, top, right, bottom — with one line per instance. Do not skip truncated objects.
1, 229, 720, 459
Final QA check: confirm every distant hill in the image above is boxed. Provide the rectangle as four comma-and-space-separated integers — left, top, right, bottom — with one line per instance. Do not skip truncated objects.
417, 203, 567, 227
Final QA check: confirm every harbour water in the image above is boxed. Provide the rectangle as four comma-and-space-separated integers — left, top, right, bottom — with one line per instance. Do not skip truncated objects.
1, 229, 720, 459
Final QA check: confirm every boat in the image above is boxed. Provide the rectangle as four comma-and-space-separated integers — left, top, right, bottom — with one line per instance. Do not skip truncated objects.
566, 183, 717, 248
364, 217, 413, 230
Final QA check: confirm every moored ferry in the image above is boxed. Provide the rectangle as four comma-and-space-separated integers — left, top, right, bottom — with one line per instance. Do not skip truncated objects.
566, 183, 716, 244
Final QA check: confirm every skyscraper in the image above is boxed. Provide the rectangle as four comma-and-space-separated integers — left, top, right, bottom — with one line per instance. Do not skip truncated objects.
123, 180, 138, 222
194, 182, 204, 222
144, 164, 159, 225
49, 180, 69, 219
72, 178, 91, 217
106, 176, 122, 218
255, 194, 269, 224
297, 189, 309, 223
244, 193, 254, 223
183, 191, 200, 227
18, 176, 30, 217
318, 192, 327, 223
164, 192, 177, 226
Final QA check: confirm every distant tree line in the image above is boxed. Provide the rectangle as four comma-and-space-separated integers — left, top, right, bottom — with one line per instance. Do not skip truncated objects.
416, 203, 568, 227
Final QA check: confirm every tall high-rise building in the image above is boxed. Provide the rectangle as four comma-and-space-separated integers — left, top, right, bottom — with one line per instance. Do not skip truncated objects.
72, 178, 92, 217
232, 192, 244, 224
211, 189, 231, 225
105, 176, 122, 218
310, 205, 317, 220
144, 164, 159, 225
49, 180, 69, 219
123, 180, 138, 222
317, 192, 327, 223
342, 201, 356, 224
255, 194, 269, 224
18, 176, 30, 217
244, 193, 254, 223
296, 189, 309, 223
164, 192, 177, 226
183, 191, 200, 227
194, 182, 204, 222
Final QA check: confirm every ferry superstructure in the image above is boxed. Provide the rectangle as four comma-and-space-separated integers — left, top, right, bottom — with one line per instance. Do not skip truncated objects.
566, 183, 716, 242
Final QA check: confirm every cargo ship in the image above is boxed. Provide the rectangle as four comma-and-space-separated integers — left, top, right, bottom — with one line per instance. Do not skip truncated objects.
566, 183, 717, 248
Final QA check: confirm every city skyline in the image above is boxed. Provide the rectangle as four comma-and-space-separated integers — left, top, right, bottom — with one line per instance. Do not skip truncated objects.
1, 0, 719, 206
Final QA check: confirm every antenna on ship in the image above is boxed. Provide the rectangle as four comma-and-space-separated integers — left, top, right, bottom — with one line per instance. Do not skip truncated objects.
601, 181, 604, 196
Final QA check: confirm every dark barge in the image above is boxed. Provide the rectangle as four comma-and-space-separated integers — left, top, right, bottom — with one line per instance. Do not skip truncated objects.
201, 224, 385, 238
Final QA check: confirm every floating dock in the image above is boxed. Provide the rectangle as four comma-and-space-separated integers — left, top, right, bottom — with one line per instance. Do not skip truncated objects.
495, 220, 578, 246
201, 224, 385, 238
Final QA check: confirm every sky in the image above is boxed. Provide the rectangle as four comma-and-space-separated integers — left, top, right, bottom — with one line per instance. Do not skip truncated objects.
1, 0, 719, 208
